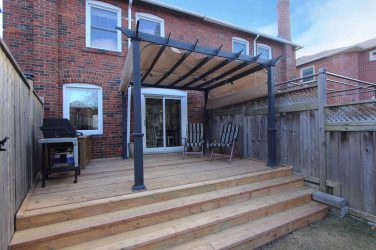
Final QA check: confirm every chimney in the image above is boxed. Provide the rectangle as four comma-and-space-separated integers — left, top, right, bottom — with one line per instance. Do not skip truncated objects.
277, 0, 291, 40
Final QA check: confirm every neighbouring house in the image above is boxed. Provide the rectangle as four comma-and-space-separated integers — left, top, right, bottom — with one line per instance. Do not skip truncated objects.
3, 0, 299, 159
297, 38, 376, 102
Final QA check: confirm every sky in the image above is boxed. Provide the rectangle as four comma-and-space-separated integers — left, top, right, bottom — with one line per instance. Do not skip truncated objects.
154, 0, 376, 58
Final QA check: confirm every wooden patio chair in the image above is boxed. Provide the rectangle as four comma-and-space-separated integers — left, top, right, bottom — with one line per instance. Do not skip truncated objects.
182, 123, 204, 159
210, 122, 240, 163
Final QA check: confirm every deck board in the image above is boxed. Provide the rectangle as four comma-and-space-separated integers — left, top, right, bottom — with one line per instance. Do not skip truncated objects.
20, 154, 270, 215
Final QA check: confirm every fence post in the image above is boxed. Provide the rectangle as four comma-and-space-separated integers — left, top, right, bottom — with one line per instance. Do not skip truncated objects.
318, 68, 327, 191
27, 77, 34, 187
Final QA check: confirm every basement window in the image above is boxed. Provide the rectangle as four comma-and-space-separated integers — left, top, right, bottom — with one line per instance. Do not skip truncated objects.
86, 0, 121, 52
63, 84, 103, 135
232, 37, 249, 55
300, 66, 315, 83
136, 13, 165, 37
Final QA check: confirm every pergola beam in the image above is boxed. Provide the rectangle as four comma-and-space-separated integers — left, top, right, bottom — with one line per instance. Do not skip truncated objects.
170, 44, 224, 87
207, 64, 265, 91
195, 61, 249, 89
155, 40, 197, 85
140, 82, 205, 91
169, 56, 213, 87
182, 59, 230, 88
141, 33, 171, 82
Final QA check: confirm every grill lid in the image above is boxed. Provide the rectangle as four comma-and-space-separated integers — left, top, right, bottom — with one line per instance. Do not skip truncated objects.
40, 118, 83, 138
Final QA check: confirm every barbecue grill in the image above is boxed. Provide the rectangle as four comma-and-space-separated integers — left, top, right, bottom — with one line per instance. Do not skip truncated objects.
39, 118, 81, 187
40, 118, 83, 138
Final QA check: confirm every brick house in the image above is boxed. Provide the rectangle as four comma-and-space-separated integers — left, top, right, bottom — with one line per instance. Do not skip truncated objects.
3, 0, 299, 159
296, 38, 376, 102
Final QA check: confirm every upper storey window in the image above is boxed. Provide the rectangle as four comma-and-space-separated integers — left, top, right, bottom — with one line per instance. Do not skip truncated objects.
86, 1, 121, 52
300, 66, 315, 83
232, 37, 249, 55
257, 44, 272, 60
369, 49, 376, 61
136, 13, 165, 37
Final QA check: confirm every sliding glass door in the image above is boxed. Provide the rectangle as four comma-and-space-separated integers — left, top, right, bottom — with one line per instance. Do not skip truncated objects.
145, 98, 164, 149
142, 89, 187, 153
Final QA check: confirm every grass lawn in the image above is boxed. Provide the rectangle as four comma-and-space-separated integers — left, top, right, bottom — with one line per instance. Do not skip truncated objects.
259, 214, 376, 250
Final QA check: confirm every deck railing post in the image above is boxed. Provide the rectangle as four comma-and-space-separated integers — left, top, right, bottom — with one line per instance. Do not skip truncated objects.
318, 68, 328, 191
267, 66, 277, 167
131, 37, 146, 191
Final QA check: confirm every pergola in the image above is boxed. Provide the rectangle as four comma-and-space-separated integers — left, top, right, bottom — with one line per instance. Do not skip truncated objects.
118, 23, 280, 191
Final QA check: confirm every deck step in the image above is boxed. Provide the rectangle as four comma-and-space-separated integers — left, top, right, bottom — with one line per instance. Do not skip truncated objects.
9, 175, 303, 250
167, 202, 328, 250
16, 166, 292, 230
59, 187, 315, 250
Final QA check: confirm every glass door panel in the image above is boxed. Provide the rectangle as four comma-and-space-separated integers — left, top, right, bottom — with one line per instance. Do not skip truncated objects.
145, 98, 163, 148
165, 99, 181, 147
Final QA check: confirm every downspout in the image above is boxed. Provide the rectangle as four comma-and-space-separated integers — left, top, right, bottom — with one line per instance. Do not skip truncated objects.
126, 0, 133, 158
253, 34, 260, 56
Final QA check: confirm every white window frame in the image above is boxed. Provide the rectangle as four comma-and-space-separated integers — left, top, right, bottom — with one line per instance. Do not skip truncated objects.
232, 37, 249, 56
86, 0, 122, 52
300, 65, 315, 83
63, 83, 103, 135
257, 43, 272, 60
369, 49, 376, 61
135, 12, 165, 37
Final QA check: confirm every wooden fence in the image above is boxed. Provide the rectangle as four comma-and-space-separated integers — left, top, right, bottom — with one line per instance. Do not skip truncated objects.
0, 40, 44, 249
209, 69, 376, 221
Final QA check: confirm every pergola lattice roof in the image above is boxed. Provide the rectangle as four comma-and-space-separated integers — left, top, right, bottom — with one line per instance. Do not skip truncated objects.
119, 28, 280, 94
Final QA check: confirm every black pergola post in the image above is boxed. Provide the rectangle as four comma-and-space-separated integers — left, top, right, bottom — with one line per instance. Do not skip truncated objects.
203, 90, 209, 154
267, 66, 277, 167
131, 37, 146, 191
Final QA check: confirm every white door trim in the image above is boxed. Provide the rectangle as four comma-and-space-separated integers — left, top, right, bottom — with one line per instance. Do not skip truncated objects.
141, 88, 187, 154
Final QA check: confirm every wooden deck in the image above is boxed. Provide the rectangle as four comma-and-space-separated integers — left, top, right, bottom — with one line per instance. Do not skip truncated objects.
11, 154, 328, 249
18, 154, 271, 216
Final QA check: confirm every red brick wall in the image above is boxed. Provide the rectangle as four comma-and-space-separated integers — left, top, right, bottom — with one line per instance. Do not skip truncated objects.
297, 51, 376, 103
4, 0, 294, 158
3, 0, 33, 72
359, 50, 376, 83
297, 52, 360, 79
277, 0, 291, 41
187, 91, 204, 123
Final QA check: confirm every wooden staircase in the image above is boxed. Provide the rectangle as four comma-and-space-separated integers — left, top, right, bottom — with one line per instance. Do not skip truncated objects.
9, 166, 328, 250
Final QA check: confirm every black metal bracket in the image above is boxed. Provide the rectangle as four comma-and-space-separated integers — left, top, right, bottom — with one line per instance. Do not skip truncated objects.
235, 49, 244, 58
0, 136, 9, 151
135, 20, 140, 38
269, 55, 282, 66
216, 44, 223, 54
